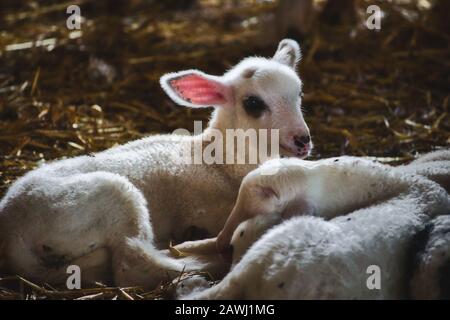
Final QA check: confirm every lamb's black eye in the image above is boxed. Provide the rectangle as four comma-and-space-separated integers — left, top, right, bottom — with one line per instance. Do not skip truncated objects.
242, 95, 268, 118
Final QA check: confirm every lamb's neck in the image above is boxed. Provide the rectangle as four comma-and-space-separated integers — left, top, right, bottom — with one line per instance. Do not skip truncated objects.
199, 108, 259, 180
204, 108, 235, 137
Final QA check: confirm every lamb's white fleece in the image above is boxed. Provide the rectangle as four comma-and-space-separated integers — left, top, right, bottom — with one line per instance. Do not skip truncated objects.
409, 214, 450, 299
184, 152, 450, 299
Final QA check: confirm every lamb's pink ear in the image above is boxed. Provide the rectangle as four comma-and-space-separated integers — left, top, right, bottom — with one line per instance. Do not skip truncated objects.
160, 70, 232, 108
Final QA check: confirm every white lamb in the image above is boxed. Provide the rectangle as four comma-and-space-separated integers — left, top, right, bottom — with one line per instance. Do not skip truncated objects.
177, 152, 450, 299
0, 39, 312, 288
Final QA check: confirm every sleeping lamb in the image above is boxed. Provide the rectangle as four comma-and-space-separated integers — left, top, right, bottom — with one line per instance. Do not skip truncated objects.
176, 151, 450, 299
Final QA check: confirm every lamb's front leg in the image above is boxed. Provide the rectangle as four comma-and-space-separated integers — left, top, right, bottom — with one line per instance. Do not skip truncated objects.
217, 157, 410, 252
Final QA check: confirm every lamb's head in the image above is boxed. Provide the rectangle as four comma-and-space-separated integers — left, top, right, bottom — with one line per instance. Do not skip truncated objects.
227, 162, 312, 264
160, 39, 312, 159
216, 158, 316, 253
229, 210, 281, 266
216, 160, 288, 252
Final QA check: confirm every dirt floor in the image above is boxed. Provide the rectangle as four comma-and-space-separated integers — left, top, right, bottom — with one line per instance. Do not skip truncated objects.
0, 0, 449, 299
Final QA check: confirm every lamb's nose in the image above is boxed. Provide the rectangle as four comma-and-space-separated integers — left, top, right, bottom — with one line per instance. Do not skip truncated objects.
294, 135, 310, 148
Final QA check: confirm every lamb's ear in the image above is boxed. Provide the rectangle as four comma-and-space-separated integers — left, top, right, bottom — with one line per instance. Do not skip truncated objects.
257, 186, 279, 200
272, 39, 301, 69
160, 70, 232, 108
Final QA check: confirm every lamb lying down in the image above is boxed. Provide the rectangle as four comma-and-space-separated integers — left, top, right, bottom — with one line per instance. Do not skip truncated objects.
176, 151, 450, 299
216, 150, 450, 253
0, 39, 312, 288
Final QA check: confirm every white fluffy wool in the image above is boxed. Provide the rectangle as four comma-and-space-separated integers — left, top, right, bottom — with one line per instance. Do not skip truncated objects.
184, 151, 450, 299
